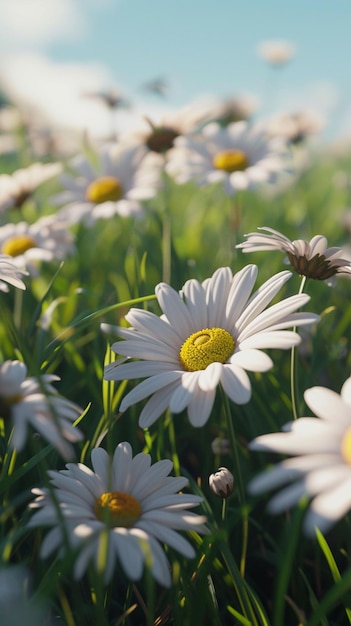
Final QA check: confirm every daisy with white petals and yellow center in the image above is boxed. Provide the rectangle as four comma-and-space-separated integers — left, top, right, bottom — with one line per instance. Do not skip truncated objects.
165, 121, 288, 195
0, 217, 74, 276
28, 442, 208, 586
0, 162, 62, 213
103, 265, 319, 428
51, 143, 161, 227
248, 377, 351, 536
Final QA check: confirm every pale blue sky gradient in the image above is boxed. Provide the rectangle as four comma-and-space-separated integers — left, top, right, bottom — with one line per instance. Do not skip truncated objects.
1, 0, 350, 139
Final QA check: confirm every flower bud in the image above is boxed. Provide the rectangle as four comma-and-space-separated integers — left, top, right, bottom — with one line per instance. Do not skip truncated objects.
209, 467, 234, 498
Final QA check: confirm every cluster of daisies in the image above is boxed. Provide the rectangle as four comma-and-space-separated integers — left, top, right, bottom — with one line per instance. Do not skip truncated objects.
1, 94, 351, 590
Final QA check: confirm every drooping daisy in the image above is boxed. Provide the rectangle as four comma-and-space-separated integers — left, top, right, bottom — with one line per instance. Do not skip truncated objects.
103, 266, 319, 428
0, 360, 83, 459
236, 227, 351, 285
248, 377, 351, 536
28, 442, 208, 586
0, 254, 27, 291
0, 162, 62, 212
0, 216, 75, 276
51, 143, 160, 227
165, 121, 287, 195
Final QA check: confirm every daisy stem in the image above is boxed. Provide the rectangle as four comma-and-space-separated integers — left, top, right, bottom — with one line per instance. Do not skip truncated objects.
221, 390, 250, 579
162, 191, 172, 284
290, 275, 307, 420
221, 390, 245, 506
221, 497, 228, 522
13, 286, 23, 329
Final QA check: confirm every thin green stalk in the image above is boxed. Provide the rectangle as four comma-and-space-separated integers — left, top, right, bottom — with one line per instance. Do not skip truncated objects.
290, 275, 307, 420
161, 167, 172, 284
162, 209, 172, 284
221, 390, 244, 505
13, 287, 23, 330
220, 390, 250, 578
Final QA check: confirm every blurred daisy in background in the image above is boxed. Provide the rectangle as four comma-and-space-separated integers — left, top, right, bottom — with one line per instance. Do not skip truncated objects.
166, 121, 288, 195
257, 39, 296, 67
119, 98, 218, 161
104, 265, 319, 428
0, 215, 75, 276
248, 377, 351, 536
266, 109, 326, 145
0, 360, 83, 459
51, 143, 161, 227
28, 442, 208, 586
0, 254, 27, 291
0, 162, 62, 213
207, 94, 258, 127
236, 227, 351, 284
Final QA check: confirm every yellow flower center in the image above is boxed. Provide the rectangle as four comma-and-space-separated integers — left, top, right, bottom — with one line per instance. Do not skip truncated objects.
212, 149, 249, 173
1, 235, 37, 257
86, 176, 124, 204
341, 429, 351, 465
94, 491, 142, 528
179, 327, 235, 372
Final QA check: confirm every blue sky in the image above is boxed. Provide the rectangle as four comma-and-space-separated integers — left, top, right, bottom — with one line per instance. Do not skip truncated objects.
0, 0, 350, 139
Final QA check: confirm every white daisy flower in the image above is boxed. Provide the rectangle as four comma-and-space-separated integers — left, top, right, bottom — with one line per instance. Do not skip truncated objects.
0, 254, 27, 291
257, 40, 296, 66
266, 110, 325, 144
0, 360, 83, 459
165, 121, 287, 195
0, 216, 75, 276
51, 143, 160, 227
248, 377, 351, 536
28, 442, 208, 586
0, 162, 62, 212
121, 100, 216, 155
104, 266, 319, 428
208, 94, 258, 126
236, 227, 351, 284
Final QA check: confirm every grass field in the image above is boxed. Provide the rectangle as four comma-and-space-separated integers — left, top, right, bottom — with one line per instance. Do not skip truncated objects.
1, 122, 351, 626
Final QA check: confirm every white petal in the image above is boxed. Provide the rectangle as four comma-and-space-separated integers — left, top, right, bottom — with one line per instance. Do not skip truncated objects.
341, 377, 351, 407
187, 386, 216, 426
205, 267, 233, 327
138, 380, 181, 428
220, 364, 252, 404
120, 372, 182, 412
198, 362, 223, 391
304, 475, 351, 535
112, 442, 133, 491
233, 270, 292, 334
156, 283, 194, 338
112, 530, 144, 581
230, 349, 273, 371
182, 278, 208, 329
225, 264, 258, 326
169, 372, 200, 413
238, 294, 311, 341
305, 386, 351, 422
267, 481, 307, 513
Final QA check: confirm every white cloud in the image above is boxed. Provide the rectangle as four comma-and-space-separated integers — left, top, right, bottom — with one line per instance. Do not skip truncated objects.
0, 53, 117, 136
0, 0, 85, 49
